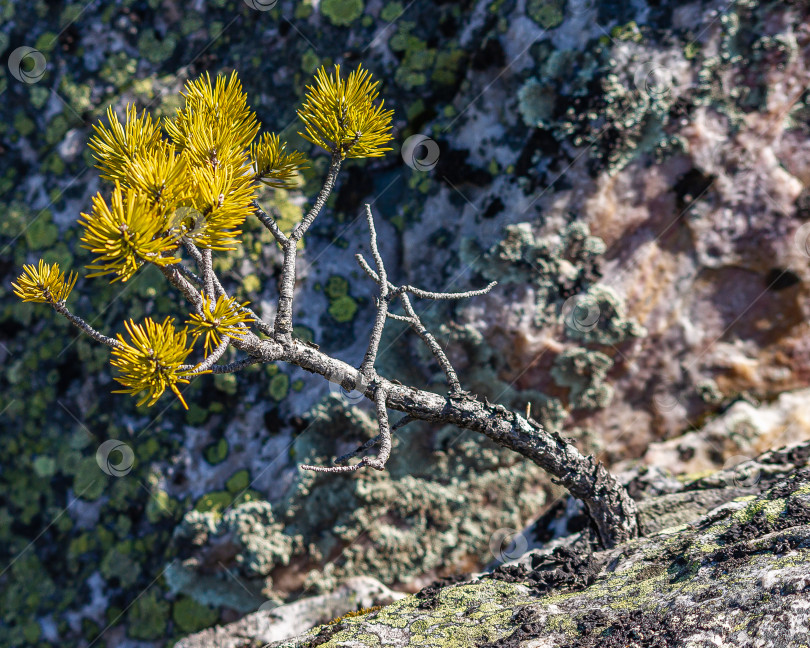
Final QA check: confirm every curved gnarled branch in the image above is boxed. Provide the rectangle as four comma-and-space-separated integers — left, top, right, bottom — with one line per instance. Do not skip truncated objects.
18, 66, 639, 550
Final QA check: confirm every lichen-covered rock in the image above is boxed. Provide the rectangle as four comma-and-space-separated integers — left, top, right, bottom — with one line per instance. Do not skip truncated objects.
167, 395, 548, 609
251, 441, 810, 647
635, 387, 810, 479
175, 577, 405, 648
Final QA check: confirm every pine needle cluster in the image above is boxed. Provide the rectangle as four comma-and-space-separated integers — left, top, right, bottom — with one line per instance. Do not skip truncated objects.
186, 293, 255, 356
79, 182, 181, 282
298, 64, 394, 158
251, 133, 310, 188
11, 260, 78, 304
14, 64, 395, 409
110, 316, 200, 410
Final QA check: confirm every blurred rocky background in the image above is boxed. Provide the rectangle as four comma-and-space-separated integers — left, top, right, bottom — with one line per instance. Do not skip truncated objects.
2, 0, 810, 645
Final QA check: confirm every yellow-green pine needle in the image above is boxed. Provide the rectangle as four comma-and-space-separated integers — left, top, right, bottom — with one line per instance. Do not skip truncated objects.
250, 133, 309, 188
11, 259, 78, 304
88, 104, 163, 184
297, 64, 394, 159
165, 71, 259, 172
79, 182, 181, 282
186, 292, 255, 356
110, 316, 201, 409
179, 165, 256, 251
126, 142, 191, 219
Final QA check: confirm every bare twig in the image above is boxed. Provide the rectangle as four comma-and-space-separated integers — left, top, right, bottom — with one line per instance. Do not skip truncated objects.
292, 149, 343, 242
359, 205, 389, 377
302, 383, 392, 474
184, 239, 227, 298
51, 301, 122, 349
398, 291, 462, 393
187, 336, 231, 374
298, 458, 372, 474
275, 150, 343, 341
183, 238, 204, 267
333, 434, 381, 465
392, 415, 414, 432
354, 253, 462, 393
252, 200, 289, 246
368, 384, 392, 469
354, 253, 378, 282
203, 355, 263, 374
390, 281, 498, 302
201, 248, 215, 301
158, 264, 205, 313
175, 263, 204, 289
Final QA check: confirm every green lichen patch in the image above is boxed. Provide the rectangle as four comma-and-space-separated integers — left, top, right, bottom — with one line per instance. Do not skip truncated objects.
269, 371, 291, 401
204, 438, 229, 465
526, 0, 565, 30
226, 469, 251, 495
172, 596, 220, 634
320, 0, 364, 26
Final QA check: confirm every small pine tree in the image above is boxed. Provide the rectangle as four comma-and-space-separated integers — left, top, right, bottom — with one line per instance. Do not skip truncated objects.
12, 65, 637, 548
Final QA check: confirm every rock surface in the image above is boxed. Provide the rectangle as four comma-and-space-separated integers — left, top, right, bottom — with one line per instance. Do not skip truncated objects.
174, 577, 405, 648
178, 440, 810, 647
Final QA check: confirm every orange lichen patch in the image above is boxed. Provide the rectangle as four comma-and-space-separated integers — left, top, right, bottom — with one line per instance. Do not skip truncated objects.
585, 157, 686, 250
613, 242, 682, 333
327, 606, 382, 625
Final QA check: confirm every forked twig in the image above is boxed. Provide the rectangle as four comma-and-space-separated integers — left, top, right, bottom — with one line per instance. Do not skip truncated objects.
301, 384, 392, 473
359, 204, 389, 377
